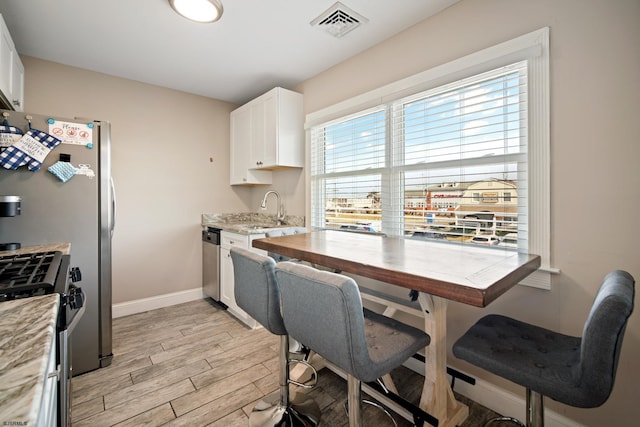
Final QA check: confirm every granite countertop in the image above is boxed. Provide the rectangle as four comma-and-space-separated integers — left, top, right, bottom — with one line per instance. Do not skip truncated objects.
0, 294, 59, 425
0, 242, 71, 256
201, 212, 306, 235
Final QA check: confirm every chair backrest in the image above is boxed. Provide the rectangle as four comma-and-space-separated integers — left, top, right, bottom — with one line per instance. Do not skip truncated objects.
577, 270, 635, 407
230, 247, 286, 335
275, 261, 370, 379
265, 227, 308, 262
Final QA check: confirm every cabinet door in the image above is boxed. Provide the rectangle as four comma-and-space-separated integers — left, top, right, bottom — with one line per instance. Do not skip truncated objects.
221, 246, 258, 329
220, 232, 258, 328
261, 92, 278, 167
219, 247, 235, 307
250, 91, 278, 169
253, 87, 303, 169
0, 21, 13, 101
10, 53, 23, 111
249, 101, 265, 168
230, 105, 272, 185
230, 107, 251, 185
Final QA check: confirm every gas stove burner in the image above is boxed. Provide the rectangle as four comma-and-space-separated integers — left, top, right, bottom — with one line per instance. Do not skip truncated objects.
0, 251, 63, 297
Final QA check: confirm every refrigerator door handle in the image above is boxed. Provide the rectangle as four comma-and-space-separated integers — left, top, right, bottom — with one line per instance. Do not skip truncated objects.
110, 177, 116, 237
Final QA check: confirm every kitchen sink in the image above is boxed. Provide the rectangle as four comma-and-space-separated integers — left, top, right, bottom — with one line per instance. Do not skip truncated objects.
246, 224, 281, 230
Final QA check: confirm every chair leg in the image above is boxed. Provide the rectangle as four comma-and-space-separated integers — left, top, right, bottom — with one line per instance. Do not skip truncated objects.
249, 335, 320, 427
280, 335, 290, 405
348, 375, 363, 427
482, 389, 544, 427
526, 389, 544, 427
344, 375, 398, 427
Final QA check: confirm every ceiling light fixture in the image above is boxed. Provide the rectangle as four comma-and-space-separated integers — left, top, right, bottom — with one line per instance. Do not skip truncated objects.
169, 0, 223, 23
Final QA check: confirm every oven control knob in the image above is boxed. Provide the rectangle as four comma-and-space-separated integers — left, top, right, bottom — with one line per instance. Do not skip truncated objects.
70, 267, 82, 282
69, 288, 84, 309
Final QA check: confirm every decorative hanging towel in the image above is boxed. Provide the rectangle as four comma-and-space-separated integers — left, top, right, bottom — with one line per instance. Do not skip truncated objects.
48, 154, 77, 182
0, 125, 23, 152
0, 129, 62, 171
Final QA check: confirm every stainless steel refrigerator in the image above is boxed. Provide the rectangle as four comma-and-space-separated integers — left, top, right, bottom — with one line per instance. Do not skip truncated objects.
0, 109, 114, 375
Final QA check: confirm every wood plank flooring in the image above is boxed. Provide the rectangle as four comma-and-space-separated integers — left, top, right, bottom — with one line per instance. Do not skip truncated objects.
71, 299, 501, 426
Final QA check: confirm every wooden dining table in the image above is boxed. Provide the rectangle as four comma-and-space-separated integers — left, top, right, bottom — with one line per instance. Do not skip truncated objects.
253, 229, 541, 427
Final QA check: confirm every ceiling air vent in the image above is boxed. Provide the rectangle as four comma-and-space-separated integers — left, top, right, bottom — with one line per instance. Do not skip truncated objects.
310, 2, 368, 38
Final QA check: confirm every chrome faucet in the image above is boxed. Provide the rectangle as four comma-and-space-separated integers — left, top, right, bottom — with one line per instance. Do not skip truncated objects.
260, 190, 286, 225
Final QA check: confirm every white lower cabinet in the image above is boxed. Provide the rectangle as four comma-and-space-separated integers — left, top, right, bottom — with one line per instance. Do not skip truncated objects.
220, 231, 266, 328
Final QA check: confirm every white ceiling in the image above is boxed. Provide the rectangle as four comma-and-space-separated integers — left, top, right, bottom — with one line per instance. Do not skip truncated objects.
0, 0, 458, 105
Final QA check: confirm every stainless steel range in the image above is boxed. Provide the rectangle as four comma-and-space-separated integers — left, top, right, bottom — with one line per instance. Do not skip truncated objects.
0, 250, 85, 427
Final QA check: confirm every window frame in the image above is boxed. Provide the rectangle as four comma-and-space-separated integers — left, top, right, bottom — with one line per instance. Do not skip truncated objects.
305, 27, 553, 289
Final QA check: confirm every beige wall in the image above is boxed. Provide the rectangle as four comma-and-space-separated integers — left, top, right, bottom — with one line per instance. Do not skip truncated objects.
22, 56, 252, 303
294, 0, 639, 425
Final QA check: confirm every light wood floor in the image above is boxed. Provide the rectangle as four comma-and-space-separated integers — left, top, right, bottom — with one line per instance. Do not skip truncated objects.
71, 298, 500, 426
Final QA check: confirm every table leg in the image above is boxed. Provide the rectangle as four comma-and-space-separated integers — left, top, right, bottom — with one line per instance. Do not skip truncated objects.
417, 292, 469, 427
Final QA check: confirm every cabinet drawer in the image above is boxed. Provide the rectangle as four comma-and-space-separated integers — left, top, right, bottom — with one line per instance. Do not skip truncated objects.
221, 232, 247, 249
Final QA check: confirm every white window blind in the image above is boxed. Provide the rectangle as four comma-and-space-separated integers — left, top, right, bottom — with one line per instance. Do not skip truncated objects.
312, 62, 528, 243
308, 28, 551, 288
396, 62, 528, 245
310, 108, 386, 232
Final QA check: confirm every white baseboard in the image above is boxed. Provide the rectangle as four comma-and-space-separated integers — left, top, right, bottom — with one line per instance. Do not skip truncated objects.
404, 358, 584, 427
112, 287, 206, 318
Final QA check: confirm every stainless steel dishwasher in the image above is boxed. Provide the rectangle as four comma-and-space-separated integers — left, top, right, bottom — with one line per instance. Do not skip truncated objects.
202, 227, 221, 301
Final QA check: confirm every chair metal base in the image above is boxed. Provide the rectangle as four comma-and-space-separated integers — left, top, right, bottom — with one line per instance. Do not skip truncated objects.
343, 375, 398, 427
483, 416, 526, 427
343, 399, 398, 427
250, 390, 321, 427
482, 389, 543, 427
289, 359, 319, 389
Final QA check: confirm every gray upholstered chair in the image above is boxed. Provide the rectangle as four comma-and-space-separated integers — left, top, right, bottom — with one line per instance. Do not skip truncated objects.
453, 270, 635, 427
275, 261, 431, 427
230, 247, 320, 427
265, 227, 308, 262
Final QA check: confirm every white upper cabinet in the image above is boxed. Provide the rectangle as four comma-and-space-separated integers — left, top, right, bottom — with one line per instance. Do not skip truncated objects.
10, 49, 23, 111
0, 15, 24, 111
230, 105, 272, 185
230, 87, 303, 185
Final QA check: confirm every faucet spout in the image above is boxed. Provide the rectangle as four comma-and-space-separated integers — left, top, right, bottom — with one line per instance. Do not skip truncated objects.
261, 190, 286, 224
